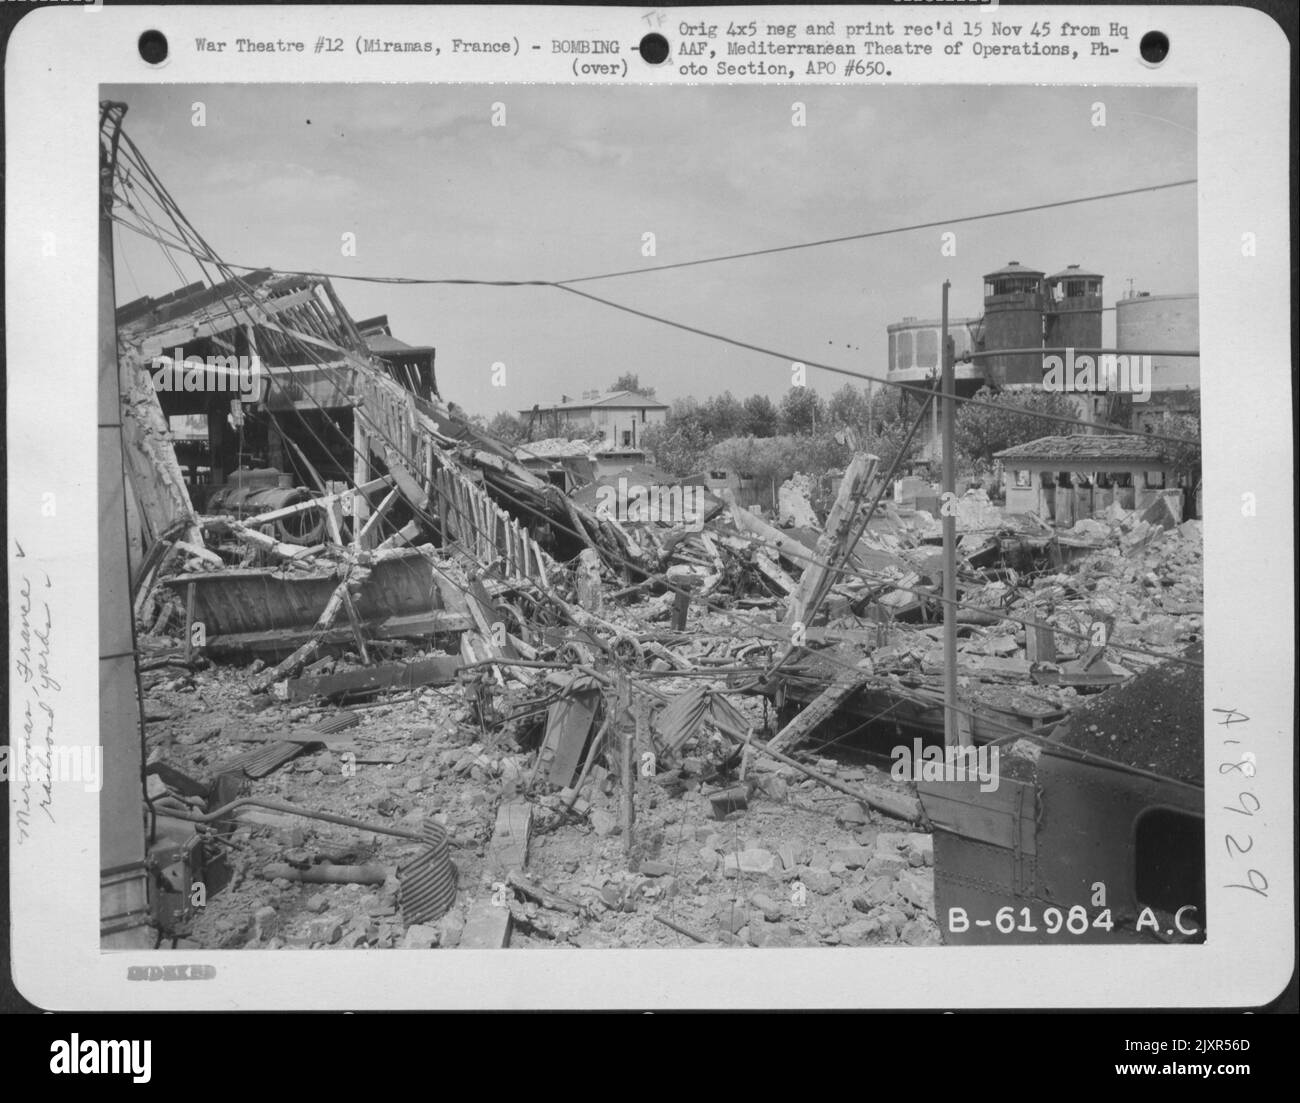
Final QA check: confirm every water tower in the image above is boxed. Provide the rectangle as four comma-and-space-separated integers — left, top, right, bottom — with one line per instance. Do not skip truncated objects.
1045, 264, 1104, 352
981, 261, 1045, 387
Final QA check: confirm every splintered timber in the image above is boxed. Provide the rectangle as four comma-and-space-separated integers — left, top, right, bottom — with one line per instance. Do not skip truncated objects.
86, 76, 1212, 963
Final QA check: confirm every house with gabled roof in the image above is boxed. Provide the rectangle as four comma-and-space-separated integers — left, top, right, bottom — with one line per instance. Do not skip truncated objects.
520, 389, 668, 448
994, 434, 1181, 524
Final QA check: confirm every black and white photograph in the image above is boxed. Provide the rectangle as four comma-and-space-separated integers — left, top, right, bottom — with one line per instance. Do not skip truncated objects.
95, 82, 1206, 952
3, 4, 1292, 1025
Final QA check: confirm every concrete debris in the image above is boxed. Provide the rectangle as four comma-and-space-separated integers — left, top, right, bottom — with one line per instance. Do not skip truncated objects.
122, 287, 1198, 949
777, 473, 819, 529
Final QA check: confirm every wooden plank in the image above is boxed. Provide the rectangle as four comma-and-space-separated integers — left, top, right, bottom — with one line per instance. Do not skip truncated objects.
384, 447, 432, 519
221, 521, 321, 569
766, 666, 873, 754
338, 588, 372, 664
241, 476, 390, 526
1026, 622, 1057, 663
786, 452, 877, 627
376, 520, 420, 551
183, 582, 197, 663
356, 486, 400, 547
250, 571, 359, 692
532, 686, 601, 787
721, 490, 817, 570
752, 547, 797, 595
285, 655, 463, 701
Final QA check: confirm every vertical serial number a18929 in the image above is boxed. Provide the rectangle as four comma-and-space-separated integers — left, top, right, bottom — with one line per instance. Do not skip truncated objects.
1215, 707, 1268, 899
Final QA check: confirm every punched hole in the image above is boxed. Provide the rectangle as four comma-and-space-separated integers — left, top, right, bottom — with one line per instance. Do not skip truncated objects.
1139, 31, 1169, 65
638, 33, 670, 65
138, 30, 169, 65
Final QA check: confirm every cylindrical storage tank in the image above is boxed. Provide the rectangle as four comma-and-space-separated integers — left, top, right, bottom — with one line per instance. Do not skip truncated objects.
981, 261, 1045, 387
1115, 293, 1199, 392
1045, 265, 1104, 353
886, 316, 980, 382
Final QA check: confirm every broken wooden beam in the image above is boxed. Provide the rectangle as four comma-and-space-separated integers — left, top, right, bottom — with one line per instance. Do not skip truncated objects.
285, 655, 463, 702
654, 912, 711, 944
239, 476, 390, 526
217, 520, 321, 569
204, 610, 473, 657
720, 490, 817, 570
766, 664, 874, 755
376, 520, 420, 551
356, 486, 400, 548
385, 447, 432, 518
713, 718, 926, 826
173, 539, 224, 567
786, 452, 878, 628
505, 871, 583, 915
250, 569, 363, 693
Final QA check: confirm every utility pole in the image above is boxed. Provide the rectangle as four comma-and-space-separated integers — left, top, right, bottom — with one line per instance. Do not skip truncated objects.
940, 281, 967, 749
864, 374, 872, 456
99, 103, 152, 947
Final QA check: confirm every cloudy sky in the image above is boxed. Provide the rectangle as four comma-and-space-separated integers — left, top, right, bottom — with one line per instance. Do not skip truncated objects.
105, 83, 1196, 417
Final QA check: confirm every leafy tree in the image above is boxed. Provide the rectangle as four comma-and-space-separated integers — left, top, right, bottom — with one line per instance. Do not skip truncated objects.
741, 393, 778, 437
642, 419, 712, 477
701, 391, 745, 439
486, 411, 528, 444
710, 433, 849, 495
862, 387, 925, 475
776, 387, 826, 435
1160, 412, 1201, 483
827, 383, 870, 428
954, 386, 1079, 469
610, 372, 655, 397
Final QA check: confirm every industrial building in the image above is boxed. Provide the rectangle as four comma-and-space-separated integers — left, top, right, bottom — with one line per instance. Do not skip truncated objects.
887, 262, 1199, 457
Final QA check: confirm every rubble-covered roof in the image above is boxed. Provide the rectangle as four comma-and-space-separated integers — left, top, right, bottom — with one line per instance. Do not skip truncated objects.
994, 434, 1170, 464
515, 438, 594, 461
524, 390, 669, 414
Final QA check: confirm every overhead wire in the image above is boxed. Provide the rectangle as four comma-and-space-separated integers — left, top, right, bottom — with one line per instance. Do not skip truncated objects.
115, 208, 1200, 448
111, 125, 1204, 693
108, 160, 1201, 447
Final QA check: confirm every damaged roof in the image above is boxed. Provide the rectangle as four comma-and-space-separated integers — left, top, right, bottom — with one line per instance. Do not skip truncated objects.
994, 434, 1171, 464
515, 438, 595, 461
523, 390, 669, 414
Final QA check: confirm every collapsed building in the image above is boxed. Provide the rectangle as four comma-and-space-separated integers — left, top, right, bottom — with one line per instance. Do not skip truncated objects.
99, 103, 1205, 953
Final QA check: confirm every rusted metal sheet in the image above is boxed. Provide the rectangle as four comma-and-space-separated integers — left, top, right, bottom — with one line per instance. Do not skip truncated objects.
533, 683, 601, 787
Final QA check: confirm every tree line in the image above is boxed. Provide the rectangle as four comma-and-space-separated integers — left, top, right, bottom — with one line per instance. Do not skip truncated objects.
477, 371, 1198, 492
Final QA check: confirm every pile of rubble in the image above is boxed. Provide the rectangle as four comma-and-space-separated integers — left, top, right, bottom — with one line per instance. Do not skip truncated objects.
137, 451, 1201, 950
